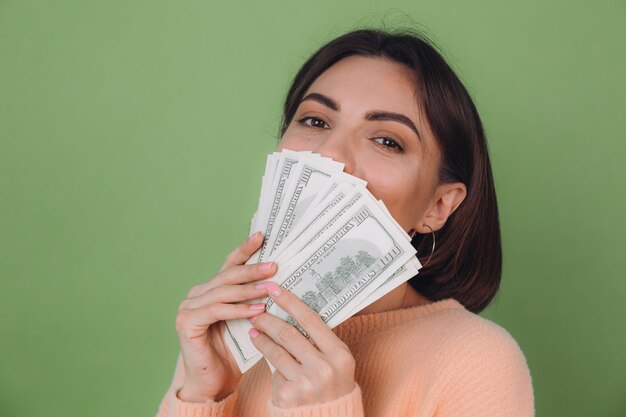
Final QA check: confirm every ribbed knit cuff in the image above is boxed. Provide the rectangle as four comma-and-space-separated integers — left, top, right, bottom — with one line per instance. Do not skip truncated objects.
266, 385, 364, 417
173, 387, 237, 417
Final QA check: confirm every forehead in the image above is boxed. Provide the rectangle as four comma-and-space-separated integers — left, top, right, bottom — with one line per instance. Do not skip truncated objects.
304, 56, 421, 116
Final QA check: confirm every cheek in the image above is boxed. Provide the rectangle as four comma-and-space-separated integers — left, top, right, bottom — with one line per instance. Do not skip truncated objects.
278, 130, 314, 152
360, 169, 423, 230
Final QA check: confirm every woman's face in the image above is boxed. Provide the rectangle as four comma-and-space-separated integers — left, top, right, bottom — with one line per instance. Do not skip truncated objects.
279, 55, 456, 233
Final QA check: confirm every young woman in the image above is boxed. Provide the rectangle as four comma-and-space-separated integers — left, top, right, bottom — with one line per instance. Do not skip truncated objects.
156, 28, 534, 417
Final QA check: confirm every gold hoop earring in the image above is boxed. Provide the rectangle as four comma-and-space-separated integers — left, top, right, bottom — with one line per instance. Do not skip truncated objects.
420, 224, 436, 267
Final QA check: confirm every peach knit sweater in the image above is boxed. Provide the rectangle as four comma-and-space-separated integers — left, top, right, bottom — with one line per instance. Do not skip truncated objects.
156, 298, 534, 417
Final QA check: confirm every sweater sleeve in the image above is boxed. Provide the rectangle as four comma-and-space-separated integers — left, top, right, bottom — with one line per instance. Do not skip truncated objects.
155, 352, 237, 417
436, 321, 535, 417
266, 384, 364, 417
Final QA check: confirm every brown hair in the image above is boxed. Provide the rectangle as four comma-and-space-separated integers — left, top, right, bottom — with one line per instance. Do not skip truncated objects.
278, 28, 501, 313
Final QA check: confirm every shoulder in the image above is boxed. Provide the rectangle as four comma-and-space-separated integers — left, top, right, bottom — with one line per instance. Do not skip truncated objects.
398, 299, 535, 416
397, 298, 531, 375
360, 298, 533, 379
345, 298, 535, 415
396, 299, 526, 349
432, 300, 527, 359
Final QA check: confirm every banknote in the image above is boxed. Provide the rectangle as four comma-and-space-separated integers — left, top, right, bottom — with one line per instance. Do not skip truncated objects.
248, 151, 301, 263
345, 256, 422, 318
223, 150, 421, 373
225, 187, 368, 370
263, 158, 343, 258
225, 190, 417, 371
274, 182, 354, 257
269, 202, 417, 328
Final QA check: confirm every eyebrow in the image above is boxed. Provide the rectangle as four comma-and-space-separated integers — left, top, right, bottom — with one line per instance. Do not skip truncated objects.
300, 92, 422, 141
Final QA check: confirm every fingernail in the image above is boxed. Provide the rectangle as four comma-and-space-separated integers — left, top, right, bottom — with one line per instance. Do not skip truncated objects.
255, 282, 270, 290
249, 328, 260, 339
258, 262, 273, 272
248, 231, 261, 241
249, 303, 265, 311
266, 283, 282, 297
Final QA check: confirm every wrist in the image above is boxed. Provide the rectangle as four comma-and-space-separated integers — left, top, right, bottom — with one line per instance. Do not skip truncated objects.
269, 384, 363, 414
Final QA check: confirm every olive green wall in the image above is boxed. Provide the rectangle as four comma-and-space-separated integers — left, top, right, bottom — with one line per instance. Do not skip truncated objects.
1, 1, 624, 416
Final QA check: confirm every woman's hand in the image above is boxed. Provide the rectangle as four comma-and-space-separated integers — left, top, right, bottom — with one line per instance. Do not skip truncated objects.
175, 232, 276, 402
248, 282, 357, 408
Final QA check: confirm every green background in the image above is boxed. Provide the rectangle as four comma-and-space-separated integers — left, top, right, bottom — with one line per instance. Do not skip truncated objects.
1, 1, 625, 416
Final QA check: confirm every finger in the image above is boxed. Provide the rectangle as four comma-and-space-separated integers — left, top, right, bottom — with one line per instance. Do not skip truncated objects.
216, 261, 277, 286
188, 261, 276, 297
182, 282, 270, 310
249, 327, 301, 381
219, 231, 264, 272
176, 302, 266, 340
263, 283, 340, 354
251, 311, 322, 366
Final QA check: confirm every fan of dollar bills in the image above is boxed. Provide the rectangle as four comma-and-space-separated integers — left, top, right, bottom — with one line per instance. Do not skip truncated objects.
224, 150, 422, 373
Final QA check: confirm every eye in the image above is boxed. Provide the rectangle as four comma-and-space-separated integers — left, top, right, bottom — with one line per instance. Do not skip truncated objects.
373, 137, 404, 152
296, 116, 330, 129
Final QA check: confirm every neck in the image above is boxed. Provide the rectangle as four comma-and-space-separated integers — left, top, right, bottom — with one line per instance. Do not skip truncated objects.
355, 282, 433, 315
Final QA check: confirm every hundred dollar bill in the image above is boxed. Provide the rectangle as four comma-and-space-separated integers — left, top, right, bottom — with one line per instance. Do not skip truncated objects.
273, 182, 354, 258
225, 194, 417, 372
273, 204, 417, 329
269, 170, 367, 260
263, 157, 344, 258
248, 151, 301, 263
224, 150, 423, 373
260, 255, 421, 374
228, 186, 364, 372
224, 187, 367, 372
345, 256, 421, 318
268, 186, 367, 265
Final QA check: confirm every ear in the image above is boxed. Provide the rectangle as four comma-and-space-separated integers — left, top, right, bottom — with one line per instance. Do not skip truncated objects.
415, 182, 467, 233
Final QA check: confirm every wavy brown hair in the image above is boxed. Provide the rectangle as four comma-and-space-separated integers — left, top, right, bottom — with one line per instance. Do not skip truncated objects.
278, 28, 501, 313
